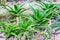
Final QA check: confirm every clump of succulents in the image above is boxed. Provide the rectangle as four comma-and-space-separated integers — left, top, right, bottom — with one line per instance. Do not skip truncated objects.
0, 1, 60, 40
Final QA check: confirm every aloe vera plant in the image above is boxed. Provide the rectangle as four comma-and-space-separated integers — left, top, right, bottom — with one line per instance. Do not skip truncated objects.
18, 17, 36, 38
30, 5, 53, 26
0, 16, 36, 40
6, 2, 26, 17
39, 3, 60, 33
0, 22, 20, 38
36, 2, 56, 11
6, 2, 27, 25
26, 5, 55, 38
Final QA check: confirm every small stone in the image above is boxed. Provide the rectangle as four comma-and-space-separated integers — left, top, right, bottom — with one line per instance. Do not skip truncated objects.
0, 33, 5, 38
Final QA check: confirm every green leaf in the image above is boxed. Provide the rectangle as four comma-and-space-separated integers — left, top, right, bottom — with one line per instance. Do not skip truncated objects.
30, 5, 37, 17
55, 27, 60, 32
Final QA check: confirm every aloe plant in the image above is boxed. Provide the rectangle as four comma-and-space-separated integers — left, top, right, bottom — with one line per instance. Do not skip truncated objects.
0, 16, 36, 40
18, 16, 37, 39
30, 5, 53, 26
0, 22, 20, 38
36, 2, 56, 11
6, 3, 26, 17
6, 2, 27, 25
25, 5, 55, 39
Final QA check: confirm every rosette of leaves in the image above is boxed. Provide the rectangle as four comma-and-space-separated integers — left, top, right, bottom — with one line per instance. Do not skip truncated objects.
0, 16, 36, 40
6, 2, 27, 25
29, 5, 53, 29
35, 2, 57, 20
36, 2, 56, 11
0, 22, 20, 38
6, 2, 27, 18
25, 5, 54, 39
18, 17, 37, 39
